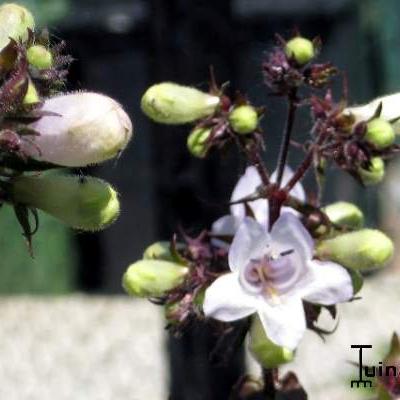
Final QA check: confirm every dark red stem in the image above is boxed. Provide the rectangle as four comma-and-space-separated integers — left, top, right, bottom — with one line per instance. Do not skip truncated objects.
262, 368, 277, 398
275, 89, 298, 187
269, 89, 298, 229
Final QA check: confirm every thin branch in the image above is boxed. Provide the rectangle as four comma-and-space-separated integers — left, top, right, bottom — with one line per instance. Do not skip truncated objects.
275, 89, 298, 187
262, 368, 277, 398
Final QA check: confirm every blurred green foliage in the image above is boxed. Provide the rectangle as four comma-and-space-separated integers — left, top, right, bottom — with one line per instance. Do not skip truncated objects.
361, 0, 400, 91
14, 0, 70, 26
0, 205, 77, 294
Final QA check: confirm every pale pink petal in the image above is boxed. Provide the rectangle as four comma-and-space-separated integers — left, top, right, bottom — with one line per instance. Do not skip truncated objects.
230, 166, 269, 225
203, 272, 257, 321
229, 218, 270, 272
257, 296, 306, 350
270, 213, 313, 261
211, 215, 241, 237
301, 260, 353, 305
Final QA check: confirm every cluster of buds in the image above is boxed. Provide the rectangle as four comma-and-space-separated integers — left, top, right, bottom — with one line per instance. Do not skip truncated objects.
141, 80, 264, 160
123, 235, 227, 332
0, 3, 133, 249
126, 30, 399, 399
262, 34, 337, 94
309, 91, 399, 187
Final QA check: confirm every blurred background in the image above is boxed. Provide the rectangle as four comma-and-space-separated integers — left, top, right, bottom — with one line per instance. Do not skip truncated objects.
1, 0, 400, 399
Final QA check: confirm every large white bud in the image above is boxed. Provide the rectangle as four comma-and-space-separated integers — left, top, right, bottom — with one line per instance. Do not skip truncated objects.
23, 92, 133, 167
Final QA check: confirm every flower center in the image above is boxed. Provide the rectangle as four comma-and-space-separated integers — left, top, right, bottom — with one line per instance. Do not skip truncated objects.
241, 249, 299, 300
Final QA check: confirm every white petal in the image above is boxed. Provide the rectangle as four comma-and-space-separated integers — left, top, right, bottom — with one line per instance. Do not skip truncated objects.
345, 93, 400, 133
301, 260, 353, 305
270, 213, 313, 261
211, 215, 241, 236
230, 166, 269, 225
203, 272, 257, 321
271, 166, 305, 202
281, 206, 301, 218
211, 215, 241, 248
229, 218, 270, 272
257, 297, 306, 350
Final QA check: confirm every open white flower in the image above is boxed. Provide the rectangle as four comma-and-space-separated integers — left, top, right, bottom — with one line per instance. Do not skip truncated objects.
211, 165, 305, 244
203, 213, 353, 350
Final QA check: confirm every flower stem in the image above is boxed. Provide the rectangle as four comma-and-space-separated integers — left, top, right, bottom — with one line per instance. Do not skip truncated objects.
283, 123, 330, 194
248, 145, 270, 186
268, 89, 298, 230
275, 89, 297, 187
284, 151, 313, 192
262, 368, 277, 398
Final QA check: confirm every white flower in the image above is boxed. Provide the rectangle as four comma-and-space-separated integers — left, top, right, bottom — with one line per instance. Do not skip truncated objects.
211, 165, 305, 245
345, 92, 400, 133
23, 92, 133, 167
203, 213, 353, 350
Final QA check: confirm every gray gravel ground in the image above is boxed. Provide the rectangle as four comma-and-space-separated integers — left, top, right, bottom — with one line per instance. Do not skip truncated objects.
0, 273, 398, 400
0, 296, 167, 400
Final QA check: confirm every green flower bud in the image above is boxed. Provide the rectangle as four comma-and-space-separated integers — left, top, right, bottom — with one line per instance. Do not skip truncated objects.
358, 157, 385, 186
123, 259, 188, 297
323, 201, 364, 230
249, 316, 294, 368
344, 93, 400, 134
285, 37, 315, 65
316, 229, 394, 271
194, 288, 205, 308
384, 333, 400, 365
187, 127, 211, 158
365, 118, 395, 149
347, 269, 363, 295
164, 301, 181, 325
143, 241, 184, 262
27, 45, 53, 69
0, 3, 35, 50
141, 82, 220, 125
11, 174, 120, 231
228, 105, 258, 135
23, 80, 39, 105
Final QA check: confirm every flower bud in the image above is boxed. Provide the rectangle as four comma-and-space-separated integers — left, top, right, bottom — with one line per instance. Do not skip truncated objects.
0, 3, 35, 50
27, 45, 53, 70
123, 259, 188, 297
22, 92, 133, 167
316, 229, 394, 271
141, 82, 220, 125
365, 118, 395, 149
164, 301, 181, 326
323, 201, 364, 230
23, 80, 39, 105
345, 93, 400, 133
358, 157, 385, 186
228, 105, 258, 135
248, 316, 294, 368
143, 241, 184, 262
285, 37, 315, 65
11, 174, 120, 231
187, 127, 211, 158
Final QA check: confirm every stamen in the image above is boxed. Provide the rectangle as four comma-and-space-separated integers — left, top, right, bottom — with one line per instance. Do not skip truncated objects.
241, 249, 298, 299
280, 248, 294, 257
